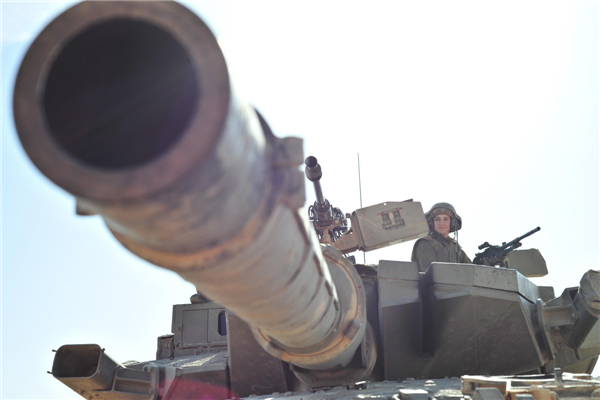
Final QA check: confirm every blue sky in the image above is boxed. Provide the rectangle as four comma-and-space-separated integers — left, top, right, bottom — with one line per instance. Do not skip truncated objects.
2, 1, 599, 398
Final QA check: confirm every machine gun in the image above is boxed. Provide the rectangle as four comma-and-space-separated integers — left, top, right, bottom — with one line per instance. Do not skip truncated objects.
304, 156, 348, 244
473, 226, 541, 266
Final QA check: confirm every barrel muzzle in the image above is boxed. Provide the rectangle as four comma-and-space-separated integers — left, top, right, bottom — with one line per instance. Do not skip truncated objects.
305, 156, 323, 182
16, 0, 370, 383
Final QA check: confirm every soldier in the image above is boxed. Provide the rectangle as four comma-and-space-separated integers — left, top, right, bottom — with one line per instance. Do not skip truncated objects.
411, 202, 471, 272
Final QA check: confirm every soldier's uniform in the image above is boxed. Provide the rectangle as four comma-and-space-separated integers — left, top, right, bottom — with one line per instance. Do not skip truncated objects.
411, 234, 471, 272
411, 202, 471, 272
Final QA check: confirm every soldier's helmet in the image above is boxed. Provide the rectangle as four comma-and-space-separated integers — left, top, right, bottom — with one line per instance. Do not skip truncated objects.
425, 202, 462, 232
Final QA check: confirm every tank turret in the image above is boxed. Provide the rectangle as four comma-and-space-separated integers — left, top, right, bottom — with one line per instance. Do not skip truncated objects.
12, 2, 600, 399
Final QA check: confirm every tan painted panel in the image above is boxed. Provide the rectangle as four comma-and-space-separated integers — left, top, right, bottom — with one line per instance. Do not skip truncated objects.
507, 249, 548, 277
352, 201, 429, 252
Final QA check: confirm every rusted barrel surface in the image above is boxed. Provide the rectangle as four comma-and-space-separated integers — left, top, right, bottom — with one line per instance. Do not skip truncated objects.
13, 1, 361, 370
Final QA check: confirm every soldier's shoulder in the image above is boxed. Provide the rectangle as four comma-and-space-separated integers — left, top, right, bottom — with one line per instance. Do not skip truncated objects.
414, 236, 438, 249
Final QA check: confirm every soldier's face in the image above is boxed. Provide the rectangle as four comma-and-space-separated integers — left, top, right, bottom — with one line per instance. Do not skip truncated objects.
433, 214, 451, 237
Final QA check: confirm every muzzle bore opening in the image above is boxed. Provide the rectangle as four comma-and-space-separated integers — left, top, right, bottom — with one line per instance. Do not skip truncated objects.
43, 19, 200, 170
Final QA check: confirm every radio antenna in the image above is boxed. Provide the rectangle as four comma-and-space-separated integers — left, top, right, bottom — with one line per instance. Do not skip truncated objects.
357, 153, 366, 264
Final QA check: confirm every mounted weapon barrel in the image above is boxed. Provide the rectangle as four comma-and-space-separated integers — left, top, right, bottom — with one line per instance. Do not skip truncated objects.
305, 156, 328, 208
13, 0, 369, 380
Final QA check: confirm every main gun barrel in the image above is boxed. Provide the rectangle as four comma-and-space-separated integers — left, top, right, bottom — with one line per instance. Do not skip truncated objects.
14, 1, 368, 377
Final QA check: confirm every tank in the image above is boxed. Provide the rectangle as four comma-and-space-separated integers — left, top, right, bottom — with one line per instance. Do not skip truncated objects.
10, 2, 600, 400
